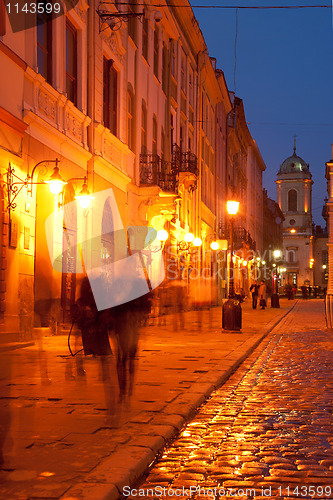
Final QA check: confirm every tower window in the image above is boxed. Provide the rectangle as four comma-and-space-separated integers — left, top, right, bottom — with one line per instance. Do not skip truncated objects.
288, 189, 297, 212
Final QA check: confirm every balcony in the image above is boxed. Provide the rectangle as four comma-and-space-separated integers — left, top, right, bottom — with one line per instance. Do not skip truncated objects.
219, 224, 256, 251
172, 144, 199, 176
139, 154, 177, 193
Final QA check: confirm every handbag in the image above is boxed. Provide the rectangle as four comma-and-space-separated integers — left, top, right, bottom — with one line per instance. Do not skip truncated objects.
259, 297, 266, 308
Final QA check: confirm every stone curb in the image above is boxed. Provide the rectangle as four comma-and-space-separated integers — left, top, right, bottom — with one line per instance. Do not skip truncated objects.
62, 302, 297, 500
0, 341, 35, 352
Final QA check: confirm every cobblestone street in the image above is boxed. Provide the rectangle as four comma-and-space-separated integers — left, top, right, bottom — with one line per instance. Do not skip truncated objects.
135, 300, 333, 500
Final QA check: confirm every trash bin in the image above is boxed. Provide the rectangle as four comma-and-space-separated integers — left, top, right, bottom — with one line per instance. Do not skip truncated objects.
271, 293, 280, 308
222, 298, 242, 331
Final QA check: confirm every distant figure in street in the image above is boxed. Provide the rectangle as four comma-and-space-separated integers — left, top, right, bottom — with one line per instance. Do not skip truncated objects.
258, 280, 267, 309
285, 283, 292, 300
292, 285, 297, 299
301, 285, 308, 300
172, 278, 187, 331
308, 285, 312, 298
249, 282, 259, 309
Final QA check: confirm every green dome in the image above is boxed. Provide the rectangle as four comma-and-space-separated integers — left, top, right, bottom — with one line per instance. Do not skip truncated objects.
278, 152, 309, 175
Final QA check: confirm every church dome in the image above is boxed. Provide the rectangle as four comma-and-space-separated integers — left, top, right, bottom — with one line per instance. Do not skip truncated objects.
278, 149, 309, 175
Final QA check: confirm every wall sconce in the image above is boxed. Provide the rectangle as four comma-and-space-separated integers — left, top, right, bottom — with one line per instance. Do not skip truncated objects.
96, 4, 144, 32
72, 177, 94, 209
6, 159, 61, 211
7, 160, 93, 211
157, 229, 169, 243
203, 233, 219, 251
177, 232, 202, 254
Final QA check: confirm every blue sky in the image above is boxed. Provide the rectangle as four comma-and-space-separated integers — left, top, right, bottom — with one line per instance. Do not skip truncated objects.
192, 1, 333, 225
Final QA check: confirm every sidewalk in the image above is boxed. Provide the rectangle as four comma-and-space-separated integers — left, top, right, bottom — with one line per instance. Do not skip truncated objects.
0, 298, 298, 499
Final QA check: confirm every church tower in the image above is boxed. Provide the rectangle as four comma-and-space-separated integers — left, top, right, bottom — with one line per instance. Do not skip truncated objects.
275, 140, 314, 287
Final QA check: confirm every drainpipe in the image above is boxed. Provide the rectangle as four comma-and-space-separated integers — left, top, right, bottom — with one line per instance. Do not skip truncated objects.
87, 0, 95, 182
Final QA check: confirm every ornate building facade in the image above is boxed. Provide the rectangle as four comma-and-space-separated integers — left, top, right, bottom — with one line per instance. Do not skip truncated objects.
0, 0, 267, 339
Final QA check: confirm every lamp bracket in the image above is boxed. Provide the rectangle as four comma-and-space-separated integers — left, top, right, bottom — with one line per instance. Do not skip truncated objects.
6, 159, 59, 211
96, 7, 144, 32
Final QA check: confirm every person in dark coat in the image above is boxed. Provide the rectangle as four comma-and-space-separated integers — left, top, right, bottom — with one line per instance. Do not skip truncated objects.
71, 277, 112, 357
249, 282, 259, 309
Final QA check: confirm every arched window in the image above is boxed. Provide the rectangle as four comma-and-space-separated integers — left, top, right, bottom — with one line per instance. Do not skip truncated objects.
288, 189, 297, 212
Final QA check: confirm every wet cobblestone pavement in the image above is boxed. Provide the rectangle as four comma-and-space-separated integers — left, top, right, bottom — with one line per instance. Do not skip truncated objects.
134, 300, 333, 499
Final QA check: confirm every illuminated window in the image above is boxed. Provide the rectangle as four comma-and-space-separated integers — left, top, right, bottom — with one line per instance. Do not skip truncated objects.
288, 189, 297, 212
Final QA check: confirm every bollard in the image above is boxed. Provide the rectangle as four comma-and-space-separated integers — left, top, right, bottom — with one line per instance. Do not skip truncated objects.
271, 293, 280, 308
222, 298, 242, 331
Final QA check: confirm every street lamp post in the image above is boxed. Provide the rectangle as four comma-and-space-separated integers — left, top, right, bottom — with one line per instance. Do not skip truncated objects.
222, 200, 242, 331
271, 249, 281, 308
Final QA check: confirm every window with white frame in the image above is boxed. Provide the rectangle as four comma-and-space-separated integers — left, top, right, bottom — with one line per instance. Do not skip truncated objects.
141, 100, 147, 153
66, 18, 77, 105
153, 25, 159, 78
103, 57, 118, 136
37, 14, 52, 84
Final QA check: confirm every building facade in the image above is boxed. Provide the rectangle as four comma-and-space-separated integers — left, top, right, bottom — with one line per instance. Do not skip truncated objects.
0, 0, 267, 339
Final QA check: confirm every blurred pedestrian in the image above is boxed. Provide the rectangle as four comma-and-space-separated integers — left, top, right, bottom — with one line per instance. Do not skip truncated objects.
285, 283, 292, 300
112, 291, 151, 402
292, 284, 297, 299
249, 282, 259, 309
172, 278, 187, 331
301, 285, 308, 300
71, 277, 112, 359
70, 277, 115, 421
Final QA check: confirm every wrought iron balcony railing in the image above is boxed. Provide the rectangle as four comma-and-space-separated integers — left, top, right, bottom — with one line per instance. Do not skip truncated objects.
172, 144, 199, 176
218, 224, 256, 251
139, 154, 177, 193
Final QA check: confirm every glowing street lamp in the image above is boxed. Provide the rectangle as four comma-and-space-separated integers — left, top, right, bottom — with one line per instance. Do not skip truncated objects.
210, 241, 219, 251
74, 178, 94, 208
157, 229, 169, 242
222, 199, 242, 331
